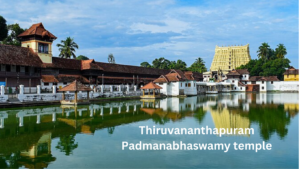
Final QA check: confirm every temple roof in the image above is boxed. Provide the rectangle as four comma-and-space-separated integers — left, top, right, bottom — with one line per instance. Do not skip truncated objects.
153, 69, 203, 83
58, 80, 92, 92
81, 59, 103, 70
18, 23, 57, 39
140, 82, 162, 89
41, 75, 59, 83
0, 45, 43, 67
284, 66, 299, 75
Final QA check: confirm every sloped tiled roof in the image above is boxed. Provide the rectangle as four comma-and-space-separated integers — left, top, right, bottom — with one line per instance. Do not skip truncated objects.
58, 80, 92, 92
81, 59, 103, 70
41, 75, 58, 83
236, 69, 249, 74
57, 74, 89, 83
249, 76, 280, 81
226, 70, 240, 76
284, 66, 299, 75
140, 82, 162, 89
18, 23, 57, 39
95, 62, 170, 75
238, 82, 246, 86
0, 45, 43, 67
153, 75, 169, 83
42, 57, 82, 70
184, 71, 194, 80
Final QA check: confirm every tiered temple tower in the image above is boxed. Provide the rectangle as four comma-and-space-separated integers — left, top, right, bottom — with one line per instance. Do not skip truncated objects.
210, 44, 251, 72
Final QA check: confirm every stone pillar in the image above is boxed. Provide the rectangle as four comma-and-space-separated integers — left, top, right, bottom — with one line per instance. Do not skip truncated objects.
19, 85, 24, 95
36, 114, 41, 124
52, 113, 56, 122
119, 85, 122, 92
52, 85, 56, 94
134, 85, 137, 92
118, 106, 121, 113
126, 84, 129, 92
110, 85, 113, 92
37, 85, 41, 94
19, 116, 24, 127
0, 85, 4, 95
101, 85, 104, 93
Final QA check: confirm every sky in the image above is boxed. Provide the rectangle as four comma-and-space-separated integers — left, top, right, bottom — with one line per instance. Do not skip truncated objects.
0, 0, 299, 68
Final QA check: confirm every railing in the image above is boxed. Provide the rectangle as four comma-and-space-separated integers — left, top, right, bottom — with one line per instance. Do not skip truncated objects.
0, 71, 40, 77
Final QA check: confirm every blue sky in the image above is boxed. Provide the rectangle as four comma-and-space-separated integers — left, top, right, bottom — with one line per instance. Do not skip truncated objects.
0, 0, 298, 68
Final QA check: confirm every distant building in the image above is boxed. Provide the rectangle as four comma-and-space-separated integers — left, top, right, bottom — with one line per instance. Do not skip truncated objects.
153, 69, 202, 96
223, 69, 250, 92
210, 44, 251, 72
283, 66, 299, 81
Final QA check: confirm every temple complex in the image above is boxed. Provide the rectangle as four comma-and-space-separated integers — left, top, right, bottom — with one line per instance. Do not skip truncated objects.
210, 44, 251, 72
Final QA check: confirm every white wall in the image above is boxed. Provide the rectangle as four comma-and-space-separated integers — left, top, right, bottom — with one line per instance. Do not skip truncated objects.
184, 81, 197, 96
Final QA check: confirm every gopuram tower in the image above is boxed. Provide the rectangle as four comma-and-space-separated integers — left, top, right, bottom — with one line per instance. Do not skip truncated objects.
210, 44, 251, 72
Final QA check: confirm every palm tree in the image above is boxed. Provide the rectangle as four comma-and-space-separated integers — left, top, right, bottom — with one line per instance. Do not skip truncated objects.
275, 44, 287, 58
188, 57, 207, 73
257, 42, 271, 60
152, 57, 170, 69
56, 37, 79, 59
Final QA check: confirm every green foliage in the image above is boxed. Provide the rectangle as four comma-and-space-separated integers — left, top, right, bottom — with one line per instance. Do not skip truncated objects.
57, 37, 79, 59
2, 23, 26, 46
108, 53, 115, 63
188, 57, 207, 73
237, 43, 290, 80
140, 57, 207, 72
76, 55, 89, 60
55, 134, 78, 156
0, 15, 8, 41
140, 62, 152, 68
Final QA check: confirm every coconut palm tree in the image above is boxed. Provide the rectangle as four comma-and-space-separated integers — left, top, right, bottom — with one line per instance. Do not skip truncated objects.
275, 44, 287, 58
257, 42, 271, 60
56, 37, 79, 59
188, 57, 207, 73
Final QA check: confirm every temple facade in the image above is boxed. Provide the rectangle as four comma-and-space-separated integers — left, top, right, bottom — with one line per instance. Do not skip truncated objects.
210, 44, 251, 72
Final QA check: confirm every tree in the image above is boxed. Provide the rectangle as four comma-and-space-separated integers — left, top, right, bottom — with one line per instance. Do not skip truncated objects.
275, 44, 287, 58
57, 37, 79, 59
152, 57, 170, 69
2, 23, 26, 46
76, 55, 89, 60
257, 42, 271, 60
108, 53, 115, 63
0, 15, 8, 41
55, 134, 78, 156
169, 59, 187, 71
140, 62, 152, 68
188, 57, 207, 73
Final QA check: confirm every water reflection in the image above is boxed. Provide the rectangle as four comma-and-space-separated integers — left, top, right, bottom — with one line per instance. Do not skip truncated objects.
0, 93, 298, 168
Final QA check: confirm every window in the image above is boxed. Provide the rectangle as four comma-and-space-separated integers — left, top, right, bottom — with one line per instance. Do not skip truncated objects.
262, 81, 264, 84
240, 87, 242, 90
188, 83, 191, 87
246, 87, 248, 90
63, 82, 67, 85
232, 80, 234, 83
0, 65, 5, 71
271, 81, 273, 84
244, 82, 247, 84
229, 66, 231, 69
185, 83, 187, 87
262, 87, 264, 90
53, 82, 57, 85
234, 87, 236, 90
159, 83, 163, 85
38, 43, 49, 53
44, 83, 49, 86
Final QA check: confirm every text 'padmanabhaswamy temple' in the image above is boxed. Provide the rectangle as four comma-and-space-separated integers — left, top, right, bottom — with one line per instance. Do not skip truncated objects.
210, 44, 251, 72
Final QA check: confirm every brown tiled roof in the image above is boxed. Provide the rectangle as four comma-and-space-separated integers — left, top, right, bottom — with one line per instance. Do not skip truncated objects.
284, 66, 299, 75
184, 71, 194, 80
81, 59, 103, 70
238, 82, 246, 87
153, 75, 169, 83
249, 76, 280, 81
0, 45, 43, 67
42, 57, 82, 70
226, 70, 240, 76
57, 74, 89, 83
95, 62, 170, 75
18, 23, 57, 39
236, 69, 249, 74
41, 75, 58, 83
140, 82, 162, 89
58, 80, 92, 92
191, 72, 203, 81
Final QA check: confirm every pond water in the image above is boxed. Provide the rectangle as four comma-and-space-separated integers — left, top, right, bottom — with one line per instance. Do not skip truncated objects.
0, 93, 298, 169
